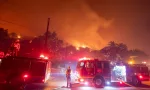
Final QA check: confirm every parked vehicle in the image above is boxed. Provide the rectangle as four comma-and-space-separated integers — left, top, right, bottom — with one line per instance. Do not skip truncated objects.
76, 57, 111, 87
0, 56, 51, 89
75, 57, 149, 88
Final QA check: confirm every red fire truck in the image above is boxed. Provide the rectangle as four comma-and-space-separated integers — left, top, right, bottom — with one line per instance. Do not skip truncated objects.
111, 63, 149, 86
126, 64, 149, 86
76, 57, 111, 87
76, 57, 149, 87
0, 56, 51, 89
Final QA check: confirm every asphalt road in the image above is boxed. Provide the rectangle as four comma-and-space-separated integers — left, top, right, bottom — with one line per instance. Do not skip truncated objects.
24, 73, 150, 90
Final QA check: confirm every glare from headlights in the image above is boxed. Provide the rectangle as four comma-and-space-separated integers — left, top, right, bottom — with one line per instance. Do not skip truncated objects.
84, 82, 88, 85
106, 81, 110, 85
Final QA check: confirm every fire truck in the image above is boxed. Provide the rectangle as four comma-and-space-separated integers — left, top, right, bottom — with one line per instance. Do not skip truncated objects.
76, 57, 149, 87
111, 63, 149, 86
76, 57, 111, 87
0, 56, 51, 89
126, 64, 149, 85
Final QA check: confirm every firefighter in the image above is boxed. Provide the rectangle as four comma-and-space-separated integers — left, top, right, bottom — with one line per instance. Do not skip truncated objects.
66, 66, 72, 88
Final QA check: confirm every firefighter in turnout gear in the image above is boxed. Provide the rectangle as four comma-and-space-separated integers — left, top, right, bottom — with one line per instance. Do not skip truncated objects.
66, 66, 72, 88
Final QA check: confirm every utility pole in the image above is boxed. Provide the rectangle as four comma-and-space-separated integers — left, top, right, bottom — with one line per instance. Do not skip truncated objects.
45, 18, 50, 51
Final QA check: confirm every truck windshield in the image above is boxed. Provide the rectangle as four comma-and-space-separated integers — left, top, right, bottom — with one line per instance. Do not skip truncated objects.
77, 61, 85, 68
85, 61, 94, 68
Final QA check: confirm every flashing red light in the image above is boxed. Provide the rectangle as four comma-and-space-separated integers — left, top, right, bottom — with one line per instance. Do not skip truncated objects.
139, 75, 143, 79
97, 69, 102, 73
120, 81, 123, 84
44, 56, 48, 59
42, 79, 45, 82
40, 54, 44, 58
23, 74, 28, 78
79, 57, 91, 61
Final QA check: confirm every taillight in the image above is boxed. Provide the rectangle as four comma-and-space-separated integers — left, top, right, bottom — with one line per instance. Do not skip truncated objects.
23, 74, 29, 78
139, 75, 143, 79
42, 79, 45, 82
97, 69, 102, 73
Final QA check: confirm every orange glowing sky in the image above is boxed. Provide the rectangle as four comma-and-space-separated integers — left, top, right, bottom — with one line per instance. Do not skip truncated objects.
0, 0, 150, 54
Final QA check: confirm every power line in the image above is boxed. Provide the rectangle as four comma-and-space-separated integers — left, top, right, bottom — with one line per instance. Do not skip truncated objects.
0, 19, 28, 28
0, 2, 36, 29
0, 2, 27, 28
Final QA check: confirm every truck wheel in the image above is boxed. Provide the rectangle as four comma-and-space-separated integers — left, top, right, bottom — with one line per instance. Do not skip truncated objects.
94, 77, 104, 88
132, 77, 141, 86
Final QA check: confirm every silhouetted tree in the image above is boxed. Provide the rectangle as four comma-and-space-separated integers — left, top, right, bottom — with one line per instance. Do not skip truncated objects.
9, 32, 18, 39
117, 43, 129, 60
26, 31, 64, 58
0, 28, 9, 42
128, 49, 149, 63
100, 41, 128, 61
0, 28, 11, 52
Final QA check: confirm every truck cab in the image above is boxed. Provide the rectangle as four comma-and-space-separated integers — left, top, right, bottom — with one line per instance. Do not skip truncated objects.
0, 56, 51, 89
76, 57, 111, 87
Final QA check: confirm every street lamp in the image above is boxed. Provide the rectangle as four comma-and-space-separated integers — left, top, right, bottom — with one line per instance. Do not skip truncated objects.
128, 61, 133, 64
76, 47, 79, 50
17, 35, 21, 39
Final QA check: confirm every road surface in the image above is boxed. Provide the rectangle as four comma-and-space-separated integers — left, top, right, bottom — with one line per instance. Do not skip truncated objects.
25, 73, 150, 90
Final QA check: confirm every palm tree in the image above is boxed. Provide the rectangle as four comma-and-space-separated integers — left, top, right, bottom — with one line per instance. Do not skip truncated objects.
108, 41, 116, 47
101, 41, 129, 61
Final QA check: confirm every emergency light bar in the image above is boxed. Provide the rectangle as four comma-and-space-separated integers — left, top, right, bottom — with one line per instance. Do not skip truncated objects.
40, 54, 45, 58
79, 57, 91, 61
40, 54, 49, 60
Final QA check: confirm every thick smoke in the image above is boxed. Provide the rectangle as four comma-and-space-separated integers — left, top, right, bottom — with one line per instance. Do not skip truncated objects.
0, 0, 113, 49
0, 0, 150, 54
